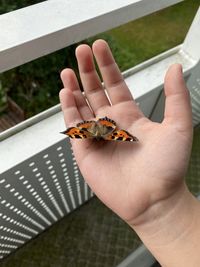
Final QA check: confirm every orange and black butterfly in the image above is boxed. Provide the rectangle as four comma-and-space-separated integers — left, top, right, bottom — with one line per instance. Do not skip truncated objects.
61, 117, 138, 142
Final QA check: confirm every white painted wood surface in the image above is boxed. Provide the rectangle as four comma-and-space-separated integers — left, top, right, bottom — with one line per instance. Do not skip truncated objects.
182, 7, 200, 63
0, 0, 183, 72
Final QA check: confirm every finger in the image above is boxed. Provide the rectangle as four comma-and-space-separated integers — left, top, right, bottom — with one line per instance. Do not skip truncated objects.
75, 44, 110, 114
92, 40, 137, 107
59, 88, 82, 127
60, 68, 94, 121
163, 64, 192, 129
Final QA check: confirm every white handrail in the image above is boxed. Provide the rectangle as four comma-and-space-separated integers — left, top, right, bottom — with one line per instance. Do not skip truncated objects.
0, 0, 183, 73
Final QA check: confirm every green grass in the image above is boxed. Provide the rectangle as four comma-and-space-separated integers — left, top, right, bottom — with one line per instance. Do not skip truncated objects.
94, 0, 200, 71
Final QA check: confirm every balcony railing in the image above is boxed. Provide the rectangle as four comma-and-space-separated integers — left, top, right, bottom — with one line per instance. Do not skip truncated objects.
0, 0, 200, 265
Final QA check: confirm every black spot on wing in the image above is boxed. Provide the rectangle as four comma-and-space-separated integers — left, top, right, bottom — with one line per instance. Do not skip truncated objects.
74, 135, 82, 138
116, 137, 123, 141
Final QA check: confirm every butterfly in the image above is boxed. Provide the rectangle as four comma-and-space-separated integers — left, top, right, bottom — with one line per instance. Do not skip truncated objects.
61, 117, 138, 142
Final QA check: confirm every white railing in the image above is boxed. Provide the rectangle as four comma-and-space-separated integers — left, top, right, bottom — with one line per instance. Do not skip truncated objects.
0, 0, 200, 264
0, 0, 183, 72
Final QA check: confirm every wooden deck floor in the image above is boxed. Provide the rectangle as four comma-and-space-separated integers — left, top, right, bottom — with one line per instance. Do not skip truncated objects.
0, 111, 24, 132
0, 97, 25, 132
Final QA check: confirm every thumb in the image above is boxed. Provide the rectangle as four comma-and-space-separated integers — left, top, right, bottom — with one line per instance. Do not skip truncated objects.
163, 64, 192, 130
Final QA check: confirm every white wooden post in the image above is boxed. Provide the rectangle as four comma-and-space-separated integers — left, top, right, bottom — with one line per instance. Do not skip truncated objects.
182, 8, 200, 126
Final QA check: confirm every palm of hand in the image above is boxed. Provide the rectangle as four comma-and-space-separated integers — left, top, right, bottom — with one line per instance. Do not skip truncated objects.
72, 104, 191, 222
60, 40, 193, 224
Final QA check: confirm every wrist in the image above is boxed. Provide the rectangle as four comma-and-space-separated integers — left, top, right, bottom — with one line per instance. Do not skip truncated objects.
129, 184, 200, 266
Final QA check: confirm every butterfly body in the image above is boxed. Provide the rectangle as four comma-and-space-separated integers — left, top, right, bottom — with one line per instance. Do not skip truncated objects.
61, 117, 138, 142
80, 118, 115, 140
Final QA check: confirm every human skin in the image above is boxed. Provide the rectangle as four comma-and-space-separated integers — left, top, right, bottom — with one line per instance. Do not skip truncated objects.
59, 39, 200, 267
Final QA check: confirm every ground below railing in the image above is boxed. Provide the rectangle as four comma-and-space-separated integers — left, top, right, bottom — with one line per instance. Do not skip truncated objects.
0, 197, 141, 267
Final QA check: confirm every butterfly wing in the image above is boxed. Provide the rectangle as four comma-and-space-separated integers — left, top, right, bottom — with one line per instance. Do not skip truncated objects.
61, 120, 96, 139
61, 127, 92, 139
98, 117, 116, 129
77, 120, 95, 130
97, 117, 116, 136
61, 117, 138, 141
104, 129, 138, 142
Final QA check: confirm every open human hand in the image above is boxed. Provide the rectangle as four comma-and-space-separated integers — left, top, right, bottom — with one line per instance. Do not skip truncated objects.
59, 39, 193, 227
